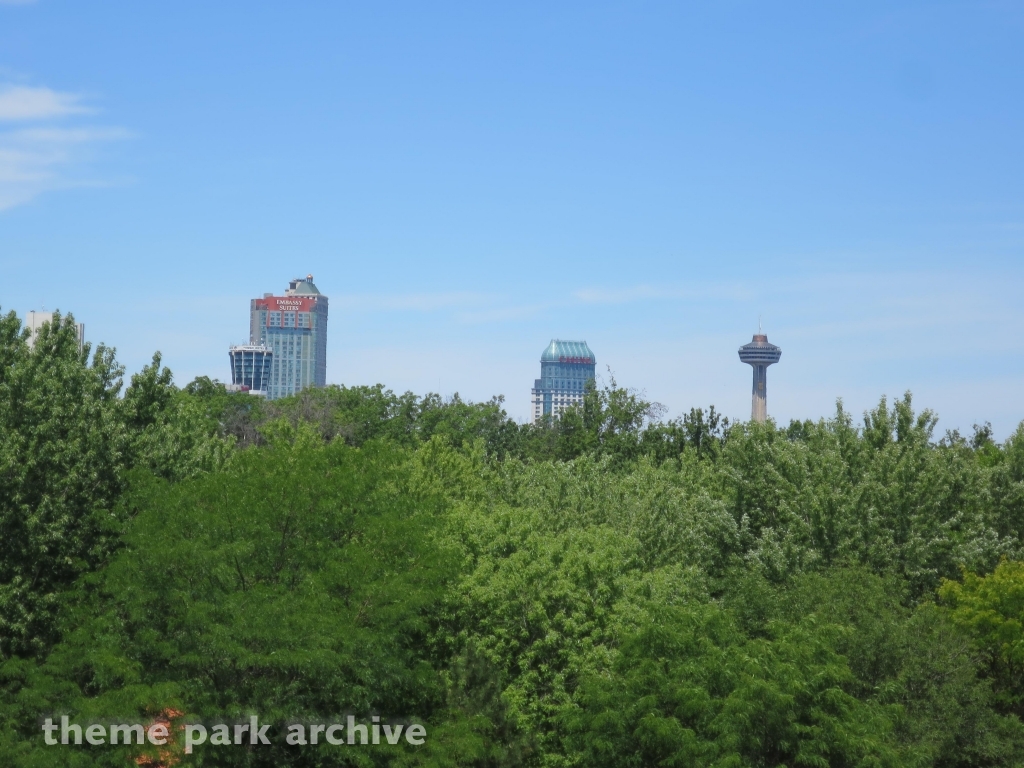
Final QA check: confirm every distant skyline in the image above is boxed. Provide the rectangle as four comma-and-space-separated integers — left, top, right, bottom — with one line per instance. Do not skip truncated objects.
1, 2, 1022, 436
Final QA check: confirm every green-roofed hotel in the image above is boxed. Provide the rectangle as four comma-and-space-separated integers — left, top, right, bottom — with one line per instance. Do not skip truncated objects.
531, 340, 597, 424
245, 275, 329, 400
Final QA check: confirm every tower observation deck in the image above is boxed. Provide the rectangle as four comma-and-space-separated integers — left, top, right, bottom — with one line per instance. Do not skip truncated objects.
738, 333, 781, 423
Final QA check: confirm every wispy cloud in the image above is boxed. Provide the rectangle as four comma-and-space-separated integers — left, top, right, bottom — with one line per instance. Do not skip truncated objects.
0, 127, 130, 210
0, 83, 128, 211
573, 285, 678, 304
10, 126, 128, 142
336, 292, 489, 312
456, 304, 550, 324
0, 86, 88, 121
335, 291, 557, 325
573, 282, 756, 304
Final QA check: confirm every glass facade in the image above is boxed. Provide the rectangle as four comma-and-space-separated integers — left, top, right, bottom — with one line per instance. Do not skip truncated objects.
247, 276, 329, 400
229, 345, 273, 393
531, 339, 597, 424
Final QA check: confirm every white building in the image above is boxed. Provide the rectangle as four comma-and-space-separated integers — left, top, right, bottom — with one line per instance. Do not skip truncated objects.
24, 311, 84, 350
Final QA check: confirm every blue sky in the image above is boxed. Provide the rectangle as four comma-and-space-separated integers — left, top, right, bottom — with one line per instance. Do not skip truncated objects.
1, 1, 1022, 435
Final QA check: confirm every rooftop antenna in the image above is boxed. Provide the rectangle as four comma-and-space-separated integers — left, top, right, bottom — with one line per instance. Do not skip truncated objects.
758, 314, 762, 334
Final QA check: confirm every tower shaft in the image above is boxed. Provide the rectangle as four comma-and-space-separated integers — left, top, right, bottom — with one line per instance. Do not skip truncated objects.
737, 333, 781, 424
751, 364, 767, 423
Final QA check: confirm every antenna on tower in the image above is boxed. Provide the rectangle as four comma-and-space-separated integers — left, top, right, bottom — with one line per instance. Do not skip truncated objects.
758, 314, 762, 334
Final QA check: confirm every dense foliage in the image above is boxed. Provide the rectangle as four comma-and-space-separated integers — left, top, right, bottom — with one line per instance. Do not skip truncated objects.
2, 308, 1024, 766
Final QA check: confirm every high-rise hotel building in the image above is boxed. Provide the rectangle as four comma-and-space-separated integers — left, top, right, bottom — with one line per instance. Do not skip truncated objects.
531, 339, 596, 424
248, 275, 328, 400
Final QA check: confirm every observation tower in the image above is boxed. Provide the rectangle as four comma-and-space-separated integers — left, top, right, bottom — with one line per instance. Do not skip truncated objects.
738, 330, 781, 423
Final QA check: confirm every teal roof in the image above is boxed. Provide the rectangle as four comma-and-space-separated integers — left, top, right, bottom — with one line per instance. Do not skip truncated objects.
289, 279, 320, 295
541, 339, 596, 363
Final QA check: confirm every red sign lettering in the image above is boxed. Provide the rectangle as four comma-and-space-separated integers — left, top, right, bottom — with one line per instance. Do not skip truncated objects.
253, 296, 319, 313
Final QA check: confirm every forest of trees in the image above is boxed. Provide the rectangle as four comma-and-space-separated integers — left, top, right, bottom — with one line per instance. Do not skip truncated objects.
3, 309, 1024, 767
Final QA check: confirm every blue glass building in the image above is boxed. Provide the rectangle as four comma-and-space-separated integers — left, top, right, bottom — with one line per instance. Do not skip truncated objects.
531, 339, 596, 423
228, 344, 273, 395
249, 275, 328, 400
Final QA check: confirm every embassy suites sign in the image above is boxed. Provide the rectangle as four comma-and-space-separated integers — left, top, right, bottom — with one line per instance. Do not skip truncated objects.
254, 296, 319, 313
558, 356, 593, 364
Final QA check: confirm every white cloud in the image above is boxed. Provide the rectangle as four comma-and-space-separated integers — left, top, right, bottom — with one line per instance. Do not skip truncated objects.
0, 84, 127, 210
572, 281, 758, 304
0, 86, 88, 121
334, 291, 552, 325
7, 126, 130, 143
456, 304, 550, 324
573, 285, 684, 304
0, 127, 129, 210
335, 292, 489, 312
